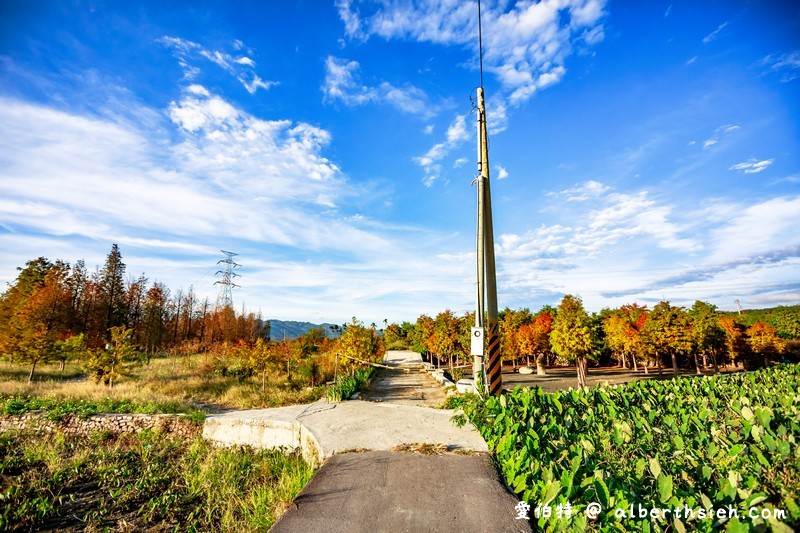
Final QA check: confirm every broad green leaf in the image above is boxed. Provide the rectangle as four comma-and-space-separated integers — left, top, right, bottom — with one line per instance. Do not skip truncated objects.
741, 406, 754, 421
754, 407, 773, 428
657, 473, 673, 504
541, 481, 561, 505
635, 458, 646, 480
702, 465, 712, 481
593, 477, 610, 508
745, 493, 768, 508
700, 493, 712, 510
649, 457, 662, 479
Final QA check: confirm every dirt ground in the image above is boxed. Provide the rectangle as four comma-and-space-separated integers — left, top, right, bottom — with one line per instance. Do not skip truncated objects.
503, 364, 745, 393
360, 365, 447, 408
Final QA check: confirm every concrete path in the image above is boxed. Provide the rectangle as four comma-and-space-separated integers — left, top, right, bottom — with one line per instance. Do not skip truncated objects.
203, 350, 529, 532
360, 350, 446, 407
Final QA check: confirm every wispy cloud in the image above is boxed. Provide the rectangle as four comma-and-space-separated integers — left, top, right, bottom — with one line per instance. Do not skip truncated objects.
758, 50, 800, 82
730, 158, 774, 174
322, 56, 433, 116
496, 165, 509, 180
414, 114, 470, 186
159, 36, 277, 95
702, 21, 728, 44
495, 181, 800, 311
701, 123, 740, 150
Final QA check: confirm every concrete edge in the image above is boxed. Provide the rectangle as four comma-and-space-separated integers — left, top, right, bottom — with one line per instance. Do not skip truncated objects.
202, 414, 326, 467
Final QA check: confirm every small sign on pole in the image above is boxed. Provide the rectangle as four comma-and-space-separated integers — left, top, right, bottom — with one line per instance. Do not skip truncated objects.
471, 327, 484, 356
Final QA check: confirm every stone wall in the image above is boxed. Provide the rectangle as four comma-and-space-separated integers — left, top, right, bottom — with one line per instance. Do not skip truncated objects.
0, 412, 201, 438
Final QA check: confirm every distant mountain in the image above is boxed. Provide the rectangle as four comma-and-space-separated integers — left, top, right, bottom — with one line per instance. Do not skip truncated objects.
267, 320, 341, 340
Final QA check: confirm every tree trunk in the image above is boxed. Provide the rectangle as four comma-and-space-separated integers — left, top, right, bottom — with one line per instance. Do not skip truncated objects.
59, 360, 65, 371
632, 354, 638, 372
28, 360, 37, 384
711, 350, 719, 374
694, 353, 702, 375
671, 352, 678, 377
262, 370, 267, 393
621, 352, 627, 369
576, 357, 588, 388
536, 353, 546, 375
702, 353, 708, 369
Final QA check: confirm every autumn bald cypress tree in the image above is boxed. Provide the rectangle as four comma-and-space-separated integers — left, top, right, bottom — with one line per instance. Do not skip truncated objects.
550, 294, 596, 388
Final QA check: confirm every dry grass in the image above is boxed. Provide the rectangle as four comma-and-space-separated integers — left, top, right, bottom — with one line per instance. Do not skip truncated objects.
390, 443, 451, 455
1, 354, 325, 412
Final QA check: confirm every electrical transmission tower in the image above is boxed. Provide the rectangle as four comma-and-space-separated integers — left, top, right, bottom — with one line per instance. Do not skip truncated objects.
214, 250, 241, 308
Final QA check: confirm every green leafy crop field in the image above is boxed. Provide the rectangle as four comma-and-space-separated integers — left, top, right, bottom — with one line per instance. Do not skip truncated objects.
456, 364, 800, 532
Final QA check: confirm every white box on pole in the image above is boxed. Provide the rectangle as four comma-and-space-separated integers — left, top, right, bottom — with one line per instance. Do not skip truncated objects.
471, 327, 484, 356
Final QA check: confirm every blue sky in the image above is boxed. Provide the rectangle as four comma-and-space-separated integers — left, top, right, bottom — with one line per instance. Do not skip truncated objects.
1, 0, 798, 325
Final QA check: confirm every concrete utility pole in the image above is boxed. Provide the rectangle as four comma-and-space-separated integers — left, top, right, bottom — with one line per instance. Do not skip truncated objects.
471, 0, 502, 396
214, 250, 241, 308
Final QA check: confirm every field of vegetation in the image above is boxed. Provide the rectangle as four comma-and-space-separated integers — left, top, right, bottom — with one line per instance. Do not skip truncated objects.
455, 364, 800, 531
0, 429, 313, 530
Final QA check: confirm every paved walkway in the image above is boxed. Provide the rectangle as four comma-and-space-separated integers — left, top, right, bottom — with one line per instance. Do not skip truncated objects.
360, 350, 446, 407
203, 350, 530, 532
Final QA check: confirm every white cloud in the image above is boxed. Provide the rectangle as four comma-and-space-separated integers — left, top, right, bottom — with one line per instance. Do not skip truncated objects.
701, 123, 739, 149
322, 56, 432, 116
709, 196, 800, 263
759, 50, 800, 82
414, 114, 470, 186
496, 165, 509, 180
556, 180, 611, 201
493, 181, 800, 311
159, 36, 277, 95
730, 158, 774, 174
336, 0, 607, 108
0, 91, 486, 323
702, 22, 728, 44
453, 157, 467, 168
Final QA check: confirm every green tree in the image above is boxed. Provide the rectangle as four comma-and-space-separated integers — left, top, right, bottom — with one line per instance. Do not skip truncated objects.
550, 295, 596, 388
86, 325, 138, 387
54, 333, 88, 371
248, 338, 282, 392
383, 322, 406, 349
335, 317, 383, 374
689, 300, 725, 374
410, 315, 435, 360
98, 244, 127, 335
643, 301, 692, 377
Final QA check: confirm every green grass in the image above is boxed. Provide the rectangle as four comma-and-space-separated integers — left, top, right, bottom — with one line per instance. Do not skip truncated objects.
1, 394, 206, 423
0, 429, 315, 531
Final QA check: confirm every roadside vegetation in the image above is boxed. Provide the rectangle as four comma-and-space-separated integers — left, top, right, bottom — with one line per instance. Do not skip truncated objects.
455, 364, 800, 531
392, 298, 798, 387
0, 429, 314, 531
0, 247, 384, 405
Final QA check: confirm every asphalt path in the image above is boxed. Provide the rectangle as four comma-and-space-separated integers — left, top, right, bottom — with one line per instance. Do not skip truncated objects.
271, 450, 531, 533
